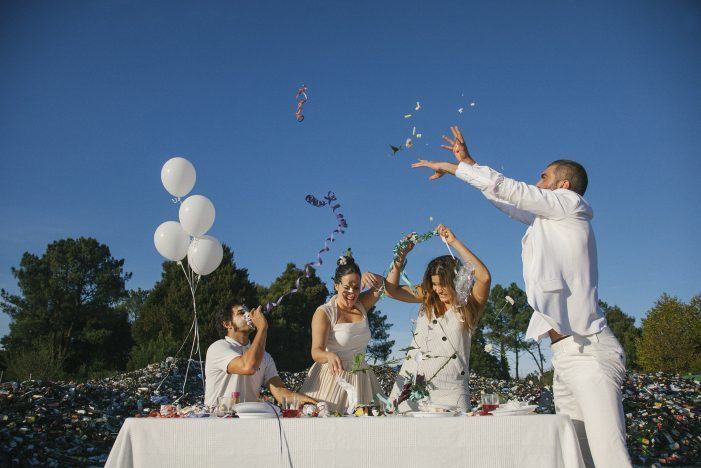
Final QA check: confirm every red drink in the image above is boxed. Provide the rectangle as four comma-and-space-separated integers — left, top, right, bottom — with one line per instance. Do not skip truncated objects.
480, 404, 498, 415
282, 409, 300, 418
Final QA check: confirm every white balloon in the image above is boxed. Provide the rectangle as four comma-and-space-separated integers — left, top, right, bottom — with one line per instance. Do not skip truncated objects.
153, 221, 190, 261
179, 195, 215, 237
187, 235, 223, 275
161, 157, 196, 197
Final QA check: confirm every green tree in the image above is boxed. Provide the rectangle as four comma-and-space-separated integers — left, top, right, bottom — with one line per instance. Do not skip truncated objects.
599, 300, 641, 369
258, 263, 329, 372
1, 238, 132, 379
469, 325, 507, 379
482, 283, 532, 378
129, 245, 257, 369
637, 293, 701, 373
366, 306, 395, 363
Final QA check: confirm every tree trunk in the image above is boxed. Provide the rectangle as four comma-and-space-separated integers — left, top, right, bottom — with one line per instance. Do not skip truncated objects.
514, 349, 520, 379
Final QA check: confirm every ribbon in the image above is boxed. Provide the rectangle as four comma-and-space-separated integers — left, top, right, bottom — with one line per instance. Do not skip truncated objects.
262, 191, 347, 314
380, 230, 438, 295
295, 85, 308, 122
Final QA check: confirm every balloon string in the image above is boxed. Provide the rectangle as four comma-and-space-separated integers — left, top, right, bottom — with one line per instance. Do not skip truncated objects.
263, 191, 347, 314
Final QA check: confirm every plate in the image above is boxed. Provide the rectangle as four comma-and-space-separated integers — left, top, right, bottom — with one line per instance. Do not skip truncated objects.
234, 402, 281, 415
407, 411, 456, 418
491, 405, 538, 416
236, 412, 279, 419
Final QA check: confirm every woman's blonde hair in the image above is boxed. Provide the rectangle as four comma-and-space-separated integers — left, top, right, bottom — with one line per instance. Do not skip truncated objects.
420, 255, 481, 331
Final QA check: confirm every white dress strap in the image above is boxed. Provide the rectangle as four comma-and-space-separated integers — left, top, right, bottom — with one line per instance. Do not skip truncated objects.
322, 296, 338, 326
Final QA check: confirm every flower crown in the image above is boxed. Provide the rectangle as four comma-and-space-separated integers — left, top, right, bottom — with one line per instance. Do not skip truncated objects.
337, 248, 354, 266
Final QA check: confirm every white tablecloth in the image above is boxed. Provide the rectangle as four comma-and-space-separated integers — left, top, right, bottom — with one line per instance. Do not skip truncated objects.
106, 415, 584, 468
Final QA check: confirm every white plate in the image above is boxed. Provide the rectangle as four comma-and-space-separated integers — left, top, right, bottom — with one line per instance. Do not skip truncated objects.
236, 412, 279, 419
491, 406, 538, 416
407, 411, 456, 418
234, 402, 280, 415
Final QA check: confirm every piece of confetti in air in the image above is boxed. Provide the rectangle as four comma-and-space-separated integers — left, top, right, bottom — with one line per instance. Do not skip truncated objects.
470, 102, 476, 107
416, 133, 422, 138
405, 138, 413, 148
404, 114, 412, 119
458, 108, 464, 114
390, 144, 402, 155
295, 85, 308, 122
415, 102, 421, 111
429, 216, 434, 222
412, 126, 416, 136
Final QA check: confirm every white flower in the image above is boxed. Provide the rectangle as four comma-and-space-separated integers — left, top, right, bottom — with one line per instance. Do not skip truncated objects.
505, 296, 515, 305
484, 344, 493, 353
414, 351, 424, 363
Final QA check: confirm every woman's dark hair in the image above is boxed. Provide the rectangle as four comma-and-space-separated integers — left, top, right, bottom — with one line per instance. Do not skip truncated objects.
333, 249, 361, 283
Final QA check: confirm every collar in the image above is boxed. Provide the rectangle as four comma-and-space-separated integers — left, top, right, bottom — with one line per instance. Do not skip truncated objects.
224, 336, 250, 348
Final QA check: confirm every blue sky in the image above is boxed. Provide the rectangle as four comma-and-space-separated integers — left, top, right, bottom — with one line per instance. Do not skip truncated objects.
1, 0, 699, 376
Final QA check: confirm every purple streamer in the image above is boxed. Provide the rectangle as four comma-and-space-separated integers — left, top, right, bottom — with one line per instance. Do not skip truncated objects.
263, 191, 347, 314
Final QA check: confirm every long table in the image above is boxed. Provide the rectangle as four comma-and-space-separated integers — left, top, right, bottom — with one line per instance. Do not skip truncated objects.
106, 414, 584, 468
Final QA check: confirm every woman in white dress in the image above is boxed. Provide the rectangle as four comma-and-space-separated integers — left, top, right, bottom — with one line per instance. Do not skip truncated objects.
370, 224, 490, 412
299, 251, 385, 413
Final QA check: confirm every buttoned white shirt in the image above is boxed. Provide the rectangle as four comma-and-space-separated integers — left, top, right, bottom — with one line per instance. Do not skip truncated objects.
455, 162, 607, 341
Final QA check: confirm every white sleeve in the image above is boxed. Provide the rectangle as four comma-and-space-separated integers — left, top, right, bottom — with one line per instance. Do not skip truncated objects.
482, 190, 535, 225
455, 162, 581, 220
209, 344, 241, 374
263, 354, 279, 383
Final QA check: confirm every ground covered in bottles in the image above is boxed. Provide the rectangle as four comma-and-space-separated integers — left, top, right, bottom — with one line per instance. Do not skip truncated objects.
1, 359, 699, 466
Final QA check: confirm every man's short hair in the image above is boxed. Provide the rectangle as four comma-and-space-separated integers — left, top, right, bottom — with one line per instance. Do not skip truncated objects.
217, 300, 243, 332
548, 159, 588, 196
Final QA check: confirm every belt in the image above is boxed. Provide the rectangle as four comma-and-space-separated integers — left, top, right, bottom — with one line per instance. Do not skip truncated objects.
550, 334, 572, 345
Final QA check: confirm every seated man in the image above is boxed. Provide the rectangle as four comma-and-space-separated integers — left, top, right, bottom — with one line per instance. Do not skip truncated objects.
204, 301, 316, 408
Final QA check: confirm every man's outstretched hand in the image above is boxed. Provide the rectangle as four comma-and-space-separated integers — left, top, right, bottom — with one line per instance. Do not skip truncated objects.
411, 126, 475, 180
411, 160, 457, 180
441, 126, 475, 165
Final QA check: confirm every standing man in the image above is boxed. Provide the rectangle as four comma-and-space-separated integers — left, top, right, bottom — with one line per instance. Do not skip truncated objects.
412, 126, 630, 468
204, 301, 316, 408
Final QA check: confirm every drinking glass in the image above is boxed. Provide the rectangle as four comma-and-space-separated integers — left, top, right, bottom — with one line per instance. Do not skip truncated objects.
480, 393, 499, 415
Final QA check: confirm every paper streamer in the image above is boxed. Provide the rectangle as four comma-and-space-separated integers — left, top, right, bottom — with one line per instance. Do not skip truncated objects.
263, 191, 347, 314
295, 85, 308, 122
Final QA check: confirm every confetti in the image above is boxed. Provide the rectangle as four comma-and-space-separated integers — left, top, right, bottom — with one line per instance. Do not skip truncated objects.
429, 216, 434, 222
416, 133, 422, 139
412, 126, 416, 136
415, 102, 422, 111
404, 114, 412, 119
469, 102, 476, 107
405, 138, 413, 148
295, 85, 308, 122
458, 108, 464, 114
389, 144, 402, 155
264, 191, 348, 314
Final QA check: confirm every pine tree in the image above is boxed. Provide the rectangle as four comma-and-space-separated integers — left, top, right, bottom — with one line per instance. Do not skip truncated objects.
258, 263, 329, 372
366, 306, 395, 363
1, 238, 132, 379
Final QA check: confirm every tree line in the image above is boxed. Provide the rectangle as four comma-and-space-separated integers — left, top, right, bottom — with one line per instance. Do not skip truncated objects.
1, 237, 699, 382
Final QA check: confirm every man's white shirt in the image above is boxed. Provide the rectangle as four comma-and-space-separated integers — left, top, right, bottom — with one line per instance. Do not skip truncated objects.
455, 162, 607, 341
204, 336, 278, 407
